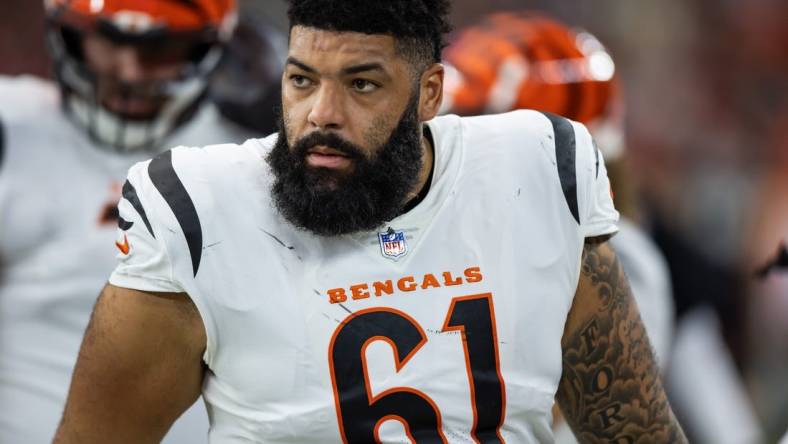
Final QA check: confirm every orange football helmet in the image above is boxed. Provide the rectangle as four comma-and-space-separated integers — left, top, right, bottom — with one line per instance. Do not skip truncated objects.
44, 0, 238, 151
442, 11, 624, 158
45, 0, 236, 38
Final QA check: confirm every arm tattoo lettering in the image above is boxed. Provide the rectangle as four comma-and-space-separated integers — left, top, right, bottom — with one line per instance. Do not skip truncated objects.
556, 241, 687, 443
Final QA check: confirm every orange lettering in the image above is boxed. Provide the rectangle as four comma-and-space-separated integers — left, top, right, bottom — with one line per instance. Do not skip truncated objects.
464, 266, 483, 283
328, 288, 347, 304
373, 280, 394, 297
397, 276, 417, 292
421, 273, 441, 289
350, 284, 370, 300
442, 271, 463, 286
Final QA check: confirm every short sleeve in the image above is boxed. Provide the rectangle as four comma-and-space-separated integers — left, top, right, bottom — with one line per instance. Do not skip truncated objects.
109, 161, 184, 293
573, 121, 619, 238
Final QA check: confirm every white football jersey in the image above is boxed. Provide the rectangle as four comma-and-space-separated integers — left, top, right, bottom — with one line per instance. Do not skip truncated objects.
109, 110, 618, 443
0, 75, 254, 443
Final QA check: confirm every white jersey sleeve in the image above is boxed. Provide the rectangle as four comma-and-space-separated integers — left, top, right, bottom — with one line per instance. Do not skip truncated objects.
536, 111, 618, 239
109, 159, 183, 293
571, 119, 619, 238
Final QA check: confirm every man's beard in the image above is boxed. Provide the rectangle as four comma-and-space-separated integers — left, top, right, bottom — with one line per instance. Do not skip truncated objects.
266, 94, 423, 236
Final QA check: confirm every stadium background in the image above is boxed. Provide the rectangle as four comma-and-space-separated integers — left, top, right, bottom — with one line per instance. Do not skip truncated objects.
1, 0, 787, 442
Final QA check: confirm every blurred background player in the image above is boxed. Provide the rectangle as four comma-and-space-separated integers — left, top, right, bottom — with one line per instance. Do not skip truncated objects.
441, 11, 764, 444
0, 0, 276, 441
441, 10, 673, 365
208, 11, 285, 136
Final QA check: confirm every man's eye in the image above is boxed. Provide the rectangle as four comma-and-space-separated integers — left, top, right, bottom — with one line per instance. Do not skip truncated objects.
290, 75, 312, 88
351, 79, 378, 93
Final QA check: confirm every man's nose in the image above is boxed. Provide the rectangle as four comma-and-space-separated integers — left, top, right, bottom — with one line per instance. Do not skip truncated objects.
114, 47, 147, 83
307, 83, 345, 131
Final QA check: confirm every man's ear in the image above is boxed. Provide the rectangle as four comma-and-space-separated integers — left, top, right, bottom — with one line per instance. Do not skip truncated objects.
418, 63, 444, 122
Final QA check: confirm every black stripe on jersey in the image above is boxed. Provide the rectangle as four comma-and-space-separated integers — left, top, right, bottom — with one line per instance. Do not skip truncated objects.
593, 139, 600, 179
148, 150, 203, 277
118, 217, 134, 231
541, 112, 580, 224
122, 180, 155, 238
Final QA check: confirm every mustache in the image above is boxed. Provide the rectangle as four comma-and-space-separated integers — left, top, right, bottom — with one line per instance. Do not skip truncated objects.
96, 78, 167, 98
291, 131, 366, 161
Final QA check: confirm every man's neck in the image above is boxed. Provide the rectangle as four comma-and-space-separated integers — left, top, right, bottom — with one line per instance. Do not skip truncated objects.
401, 125, 435, 214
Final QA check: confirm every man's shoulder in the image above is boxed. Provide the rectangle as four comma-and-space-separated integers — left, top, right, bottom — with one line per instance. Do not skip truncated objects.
128, 135, 277, 210
0, 75, 72, 159
0, 75, 58, 98
442, 110, 564, 163
0, 75, 60, 122
165, 133, 276, 180
441, 110, 570, 174
0, 76, 81, 177
117, 135, 280, 281
440, 110, 616, 232
453, 109, 599, 175
464, 108, 551, 125
458, 109, 554, 137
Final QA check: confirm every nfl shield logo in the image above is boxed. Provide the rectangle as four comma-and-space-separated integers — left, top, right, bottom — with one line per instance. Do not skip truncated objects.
378, 228, 407, 259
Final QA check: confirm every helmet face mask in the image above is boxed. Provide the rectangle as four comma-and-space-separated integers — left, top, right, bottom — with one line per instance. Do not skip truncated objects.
45, 0, 237, 152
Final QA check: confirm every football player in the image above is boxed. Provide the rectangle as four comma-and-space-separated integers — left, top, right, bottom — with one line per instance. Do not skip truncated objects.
0, 0, 255, 442
56, 1, 688, 442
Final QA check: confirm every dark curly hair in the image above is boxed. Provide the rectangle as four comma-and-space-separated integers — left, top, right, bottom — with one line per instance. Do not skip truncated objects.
287, 0, 452, 74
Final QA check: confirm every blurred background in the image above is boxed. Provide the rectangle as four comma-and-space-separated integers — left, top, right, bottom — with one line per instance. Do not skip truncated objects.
2, 0, 786, 442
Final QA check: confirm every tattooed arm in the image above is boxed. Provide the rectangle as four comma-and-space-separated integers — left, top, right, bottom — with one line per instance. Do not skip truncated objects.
556, 238, 687, 443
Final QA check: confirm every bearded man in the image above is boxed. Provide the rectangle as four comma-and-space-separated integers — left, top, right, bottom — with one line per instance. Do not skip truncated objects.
55, 1, 687, 443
